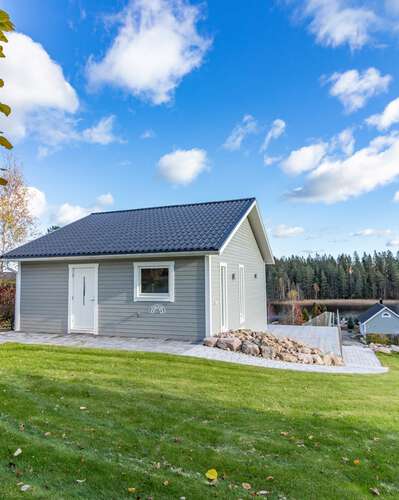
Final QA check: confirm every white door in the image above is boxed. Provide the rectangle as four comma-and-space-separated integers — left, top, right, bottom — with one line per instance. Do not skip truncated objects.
69, 265, 98, 333
220, 263, 228, 332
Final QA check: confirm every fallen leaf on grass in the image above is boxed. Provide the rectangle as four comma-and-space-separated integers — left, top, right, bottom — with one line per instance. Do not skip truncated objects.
20, 484, 31, 492
353, 458, 361, 465
370, 487, 380, 496
163, 480, 169, 486
127, 487, 136, 493
13, 448, 22, 457
280, 432, 289, 436
76, 479, 86, 484
242, 482, 252, 490
205, 469, 218, 481
79, 407, 87, 410
257, 492, 269, 497
44, 432, 51, 437
19, 423, 25, 432
266, 476, 274, 481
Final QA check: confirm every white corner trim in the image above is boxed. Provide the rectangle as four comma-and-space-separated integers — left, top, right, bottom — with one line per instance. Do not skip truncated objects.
219, 201, 256, 255
205, 255, 212, 337
133, 261, 175, 302
14, 262, 21, 331
68, 263, 99, 334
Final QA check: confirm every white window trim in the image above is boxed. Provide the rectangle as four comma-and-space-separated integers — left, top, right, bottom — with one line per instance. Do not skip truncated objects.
204, 255, 212, 337
382, 311, 391, 318
68, 263, 99, 335
220, 262, 228, 332
133, 261, 175, 302
238, 264, 245, 325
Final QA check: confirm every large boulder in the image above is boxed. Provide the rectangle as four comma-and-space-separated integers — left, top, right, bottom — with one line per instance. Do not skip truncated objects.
216, 337, 242, 352
241, 341, 260, 356
260, 345, 274, 359
203, 337, 218, 348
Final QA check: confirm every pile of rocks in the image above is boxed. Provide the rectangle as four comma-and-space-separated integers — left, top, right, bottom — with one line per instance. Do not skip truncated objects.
203, 329, 344, 366
369, 343, 399, 354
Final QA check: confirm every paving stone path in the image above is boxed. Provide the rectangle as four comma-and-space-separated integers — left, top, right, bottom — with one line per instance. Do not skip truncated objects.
0, 331, 388, 374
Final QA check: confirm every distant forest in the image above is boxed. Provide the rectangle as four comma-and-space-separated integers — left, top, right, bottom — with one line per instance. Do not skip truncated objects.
266, 252, 399, 301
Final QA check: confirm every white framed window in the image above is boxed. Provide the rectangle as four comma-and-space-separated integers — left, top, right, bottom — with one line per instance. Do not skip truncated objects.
238, 264, 245, 324
133, 261, 175, 302
382, 311, 391, 318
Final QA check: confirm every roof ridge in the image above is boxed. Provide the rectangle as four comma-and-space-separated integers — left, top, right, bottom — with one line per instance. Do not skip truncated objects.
90, 197, 256, 216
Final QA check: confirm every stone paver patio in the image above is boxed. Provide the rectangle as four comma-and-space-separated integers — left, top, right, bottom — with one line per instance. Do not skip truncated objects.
0, 330, 388, 374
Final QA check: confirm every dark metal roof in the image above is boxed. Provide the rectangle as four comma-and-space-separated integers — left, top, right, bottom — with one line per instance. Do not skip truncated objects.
3, 197, 256, 259
358, 303, 399, 323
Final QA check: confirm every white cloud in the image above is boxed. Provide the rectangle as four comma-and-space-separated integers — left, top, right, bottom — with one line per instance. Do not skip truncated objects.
333, 127, 355, 156
394, 191, 399, 202
0, 32, 79, 141
366, 97, 399, 130
140, 129, 156, 139
385, 0, 399, 15
54, 192, 115, 225
82, 115, 121, 145
56, 203, 91, 225
352, 228, 392, 237
264, 155, 282, 166
223, 114, 258, 151
387, 238, 399, 247
27, 187, 47, 218
86, 0, 211, 105
96, 193, 114, 206
260, 119, 286, 152
326, 68, 391, 113
287, 132, 399, 203
273, 224, 305, 238
158, 148, 208, 185
302, 0, 379, 50
281, 142, 328, 175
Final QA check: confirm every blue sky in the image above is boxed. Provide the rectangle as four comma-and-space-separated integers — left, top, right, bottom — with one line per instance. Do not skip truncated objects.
2, 0, 399, 257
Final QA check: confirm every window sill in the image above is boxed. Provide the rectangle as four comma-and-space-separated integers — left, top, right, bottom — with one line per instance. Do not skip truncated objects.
134, 295, 174, 302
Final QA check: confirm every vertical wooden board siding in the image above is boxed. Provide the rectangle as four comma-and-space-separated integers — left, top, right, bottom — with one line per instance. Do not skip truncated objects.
211, 218, 267, 335
20, 257, 206, 340
98, 257, 205, 340
20, 262, 69, 333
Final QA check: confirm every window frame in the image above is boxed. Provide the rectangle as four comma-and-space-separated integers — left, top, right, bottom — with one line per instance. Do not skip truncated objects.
133, 261, 175, 302
382, 311, 391, 318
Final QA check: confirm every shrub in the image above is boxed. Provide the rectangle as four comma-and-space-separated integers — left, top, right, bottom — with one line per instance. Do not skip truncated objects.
0, 284, 15, 328
347, 317, 354, 330
366, 334, 399, 346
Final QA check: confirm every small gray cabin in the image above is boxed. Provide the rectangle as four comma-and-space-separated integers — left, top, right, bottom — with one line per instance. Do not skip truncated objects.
2, 198, 274, 341
359, 302, 399, 337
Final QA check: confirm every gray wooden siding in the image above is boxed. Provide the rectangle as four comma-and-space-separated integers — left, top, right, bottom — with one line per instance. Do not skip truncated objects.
20, 262, 68, 333
20, 257, 205, 340
210, 217, 267, 334
363, 310, 399, 335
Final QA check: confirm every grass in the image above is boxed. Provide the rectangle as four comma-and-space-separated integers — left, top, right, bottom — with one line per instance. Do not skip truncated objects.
0, 344, 398, 499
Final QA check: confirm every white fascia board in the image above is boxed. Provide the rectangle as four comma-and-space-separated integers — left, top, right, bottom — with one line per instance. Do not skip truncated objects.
1, 250, 218, 263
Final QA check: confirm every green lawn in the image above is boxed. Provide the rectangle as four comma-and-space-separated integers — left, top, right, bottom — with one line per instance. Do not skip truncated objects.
0, 344, 398, 499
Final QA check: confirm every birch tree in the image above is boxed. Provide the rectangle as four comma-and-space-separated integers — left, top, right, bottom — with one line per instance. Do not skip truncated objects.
0, 155, 35, 269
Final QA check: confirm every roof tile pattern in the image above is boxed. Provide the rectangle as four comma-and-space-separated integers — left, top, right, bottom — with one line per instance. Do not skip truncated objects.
4, 198, 255, 259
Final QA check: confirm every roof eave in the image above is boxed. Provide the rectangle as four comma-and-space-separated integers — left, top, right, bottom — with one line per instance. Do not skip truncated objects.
1, 249, 219, 262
